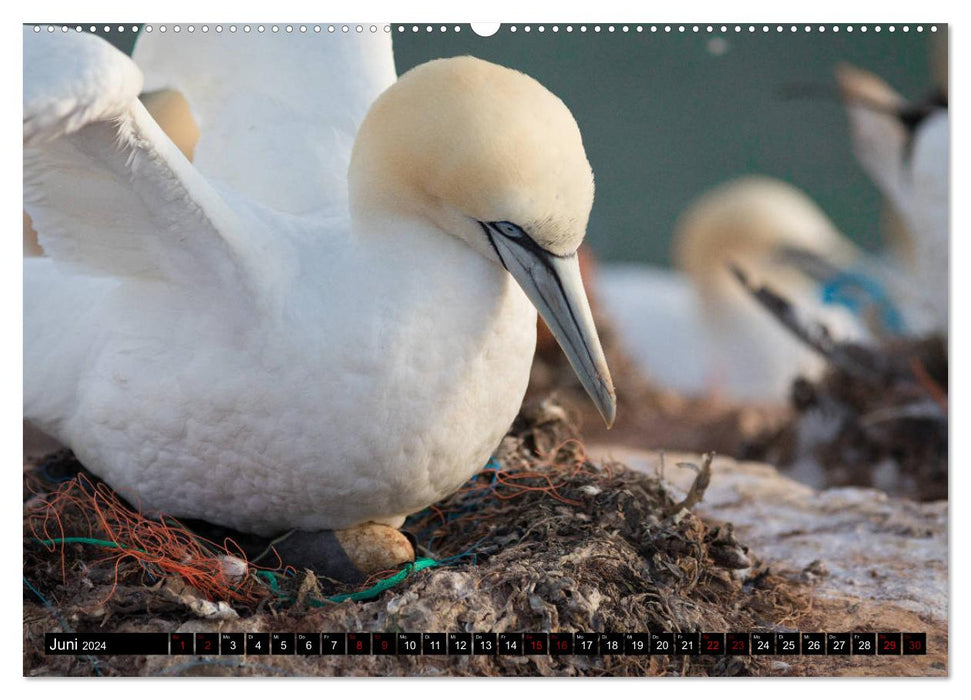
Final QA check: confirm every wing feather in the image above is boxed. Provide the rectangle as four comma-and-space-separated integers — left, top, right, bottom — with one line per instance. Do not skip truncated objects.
132, 27, 397, 216
24, 28, 258, 294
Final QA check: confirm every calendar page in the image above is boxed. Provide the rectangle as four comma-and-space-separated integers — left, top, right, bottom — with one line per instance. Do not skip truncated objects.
22, 17, 948, 679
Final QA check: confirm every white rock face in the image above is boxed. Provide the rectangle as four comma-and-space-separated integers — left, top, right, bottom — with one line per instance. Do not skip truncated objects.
589, 446, 947, 632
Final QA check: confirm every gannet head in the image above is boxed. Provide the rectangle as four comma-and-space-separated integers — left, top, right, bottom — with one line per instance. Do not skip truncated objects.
672, 176, 858, 300
834, 64, 910, 199
349, 56, 614, 426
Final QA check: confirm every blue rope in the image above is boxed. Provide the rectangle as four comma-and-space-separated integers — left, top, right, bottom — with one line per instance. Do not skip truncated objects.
267, 456, 502, 604
257, 557, 443, 606
31, 458, 500, 620
820, 270, 905, 334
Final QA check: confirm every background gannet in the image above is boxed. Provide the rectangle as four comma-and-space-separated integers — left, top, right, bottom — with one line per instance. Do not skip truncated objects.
23, 29, 614, 543
136, 88, 200, 161
598, 176, 869, 402
836, 64, 949, 335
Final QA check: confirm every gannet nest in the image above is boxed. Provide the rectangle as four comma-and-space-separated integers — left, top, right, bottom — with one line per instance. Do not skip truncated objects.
24, 399, 812, 677
532, 261, 947, 505
726, 269, 948, 501
750, 334, 948, 501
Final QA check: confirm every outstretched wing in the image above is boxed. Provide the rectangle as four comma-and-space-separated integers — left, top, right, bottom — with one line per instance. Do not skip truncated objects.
132, 25, 397, 217
24, 27, 259, 294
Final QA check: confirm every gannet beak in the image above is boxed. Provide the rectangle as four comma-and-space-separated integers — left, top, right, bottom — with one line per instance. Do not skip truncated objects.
482, 222, 616, 427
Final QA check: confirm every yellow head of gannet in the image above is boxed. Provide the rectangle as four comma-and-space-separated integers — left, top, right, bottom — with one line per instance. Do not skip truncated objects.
670, 176, 865, 401
139, 89, 199, 161
350, 56, 615, 425
673, 175, 859, 300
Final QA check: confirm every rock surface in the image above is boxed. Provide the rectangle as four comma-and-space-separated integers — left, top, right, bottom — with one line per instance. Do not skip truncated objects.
589, 445, 948, 676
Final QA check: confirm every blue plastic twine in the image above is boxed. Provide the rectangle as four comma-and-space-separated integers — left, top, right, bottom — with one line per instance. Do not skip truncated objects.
820, 270, 905, 334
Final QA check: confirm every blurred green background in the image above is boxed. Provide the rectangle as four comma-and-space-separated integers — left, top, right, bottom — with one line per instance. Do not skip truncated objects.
103, 23, 944, 265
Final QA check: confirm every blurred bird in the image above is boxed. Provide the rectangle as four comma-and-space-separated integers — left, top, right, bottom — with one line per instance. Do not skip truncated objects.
23, 28, 614, 575
836, 63, 949, 335
599, 176, 871, 402
595, 259, 709, 397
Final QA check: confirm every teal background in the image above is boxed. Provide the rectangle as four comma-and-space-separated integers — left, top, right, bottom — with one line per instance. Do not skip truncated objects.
105, 23, 944, 265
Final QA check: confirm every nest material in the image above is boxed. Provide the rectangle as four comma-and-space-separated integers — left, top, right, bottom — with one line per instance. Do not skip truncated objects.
751, 335, 947, 501
24, 399, 812, 677
531, 257, 947, 501
729, 269, 948, 501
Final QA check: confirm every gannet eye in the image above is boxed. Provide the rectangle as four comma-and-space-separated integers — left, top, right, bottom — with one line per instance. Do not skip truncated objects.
492, 221, 527, 240
479, 220, 536, 268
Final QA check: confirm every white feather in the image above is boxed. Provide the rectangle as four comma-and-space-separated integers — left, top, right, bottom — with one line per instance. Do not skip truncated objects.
132, 28, 396, 216
24, 28, 254, 295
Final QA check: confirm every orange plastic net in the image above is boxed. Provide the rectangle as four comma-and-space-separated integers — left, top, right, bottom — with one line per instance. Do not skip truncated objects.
25, 473, 285, 605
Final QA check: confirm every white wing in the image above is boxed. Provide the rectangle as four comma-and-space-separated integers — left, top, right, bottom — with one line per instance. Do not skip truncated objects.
132, 26, 397, 216
24, 28, 257, 294
596, 263, 709, 396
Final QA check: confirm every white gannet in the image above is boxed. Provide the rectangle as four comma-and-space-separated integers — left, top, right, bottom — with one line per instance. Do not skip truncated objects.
836, 64, 949, 335
598, 176, 869, 402
23, 29, 615, 545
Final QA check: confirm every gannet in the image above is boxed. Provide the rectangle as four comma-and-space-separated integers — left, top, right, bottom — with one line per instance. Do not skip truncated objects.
23, 28, 615, 542
836, 64, 949, 335
598, 176, 868, 402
